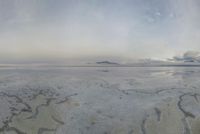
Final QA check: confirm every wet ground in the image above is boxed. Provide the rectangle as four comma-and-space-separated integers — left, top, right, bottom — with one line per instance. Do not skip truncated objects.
0, 67, 200, 134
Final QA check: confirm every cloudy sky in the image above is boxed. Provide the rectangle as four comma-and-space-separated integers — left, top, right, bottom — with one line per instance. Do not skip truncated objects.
0, 0, 200, 63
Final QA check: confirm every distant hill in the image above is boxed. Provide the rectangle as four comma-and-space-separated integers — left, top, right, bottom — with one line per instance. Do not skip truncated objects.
96, 61, 119, 65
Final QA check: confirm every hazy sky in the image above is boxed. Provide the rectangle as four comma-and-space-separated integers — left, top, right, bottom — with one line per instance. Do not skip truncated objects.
0, 0, 200, 63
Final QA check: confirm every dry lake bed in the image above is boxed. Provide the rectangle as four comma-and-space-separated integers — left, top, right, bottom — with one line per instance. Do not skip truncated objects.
0, 67, 200, 134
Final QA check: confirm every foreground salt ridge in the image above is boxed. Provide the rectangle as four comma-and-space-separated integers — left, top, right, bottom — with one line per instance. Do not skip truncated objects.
0, 67, 200, 133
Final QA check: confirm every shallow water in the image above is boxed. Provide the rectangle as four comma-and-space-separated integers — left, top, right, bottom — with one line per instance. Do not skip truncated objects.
0, 67, 200, 134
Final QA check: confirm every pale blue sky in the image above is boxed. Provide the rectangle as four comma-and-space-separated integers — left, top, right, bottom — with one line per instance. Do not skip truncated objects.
0, 0, 200, 63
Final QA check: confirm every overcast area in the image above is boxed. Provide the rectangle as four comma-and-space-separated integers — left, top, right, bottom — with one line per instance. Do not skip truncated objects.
0, 0, 200, 63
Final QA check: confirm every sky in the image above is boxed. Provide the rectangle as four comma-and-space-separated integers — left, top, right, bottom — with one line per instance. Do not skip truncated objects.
0, 0, 200, 63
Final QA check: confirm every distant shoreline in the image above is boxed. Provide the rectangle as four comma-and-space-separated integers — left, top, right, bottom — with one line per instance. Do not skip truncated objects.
1, 64, 200, 68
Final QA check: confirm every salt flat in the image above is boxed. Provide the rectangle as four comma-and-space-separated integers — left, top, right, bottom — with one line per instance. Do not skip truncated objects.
0, 67, 200, 134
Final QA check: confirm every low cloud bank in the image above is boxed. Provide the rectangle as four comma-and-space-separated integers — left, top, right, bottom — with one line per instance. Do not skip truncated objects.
172, 51, 200, 63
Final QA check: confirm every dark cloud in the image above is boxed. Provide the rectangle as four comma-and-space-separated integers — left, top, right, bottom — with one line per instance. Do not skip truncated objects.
172, 51, 200, 62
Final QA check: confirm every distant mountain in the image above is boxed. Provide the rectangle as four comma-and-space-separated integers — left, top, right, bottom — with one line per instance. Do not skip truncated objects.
96, 61, 120, 65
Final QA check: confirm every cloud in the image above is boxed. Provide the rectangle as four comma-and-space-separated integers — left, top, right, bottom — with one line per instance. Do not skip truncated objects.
172, 51, 200, 62
0, 0, 200, 63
